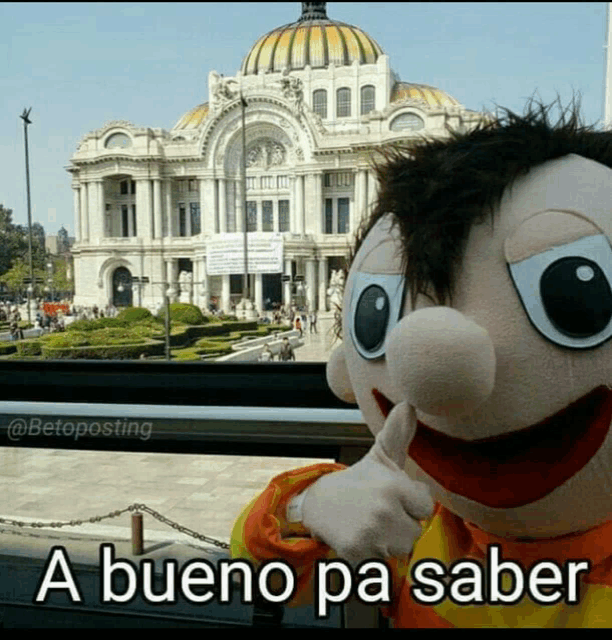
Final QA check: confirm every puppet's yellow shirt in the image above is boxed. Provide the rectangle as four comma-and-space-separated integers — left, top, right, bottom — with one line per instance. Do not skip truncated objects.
230, 464, 612, 627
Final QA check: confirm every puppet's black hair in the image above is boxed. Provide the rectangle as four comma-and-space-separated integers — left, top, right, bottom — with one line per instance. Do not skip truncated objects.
348, 95, 612, 322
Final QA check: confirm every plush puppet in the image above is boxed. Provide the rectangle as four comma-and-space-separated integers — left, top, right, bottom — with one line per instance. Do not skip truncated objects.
231, 99, 612, 627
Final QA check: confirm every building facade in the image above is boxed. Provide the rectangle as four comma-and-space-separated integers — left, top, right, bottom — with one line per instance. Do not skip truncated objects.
68, 2, 485, 313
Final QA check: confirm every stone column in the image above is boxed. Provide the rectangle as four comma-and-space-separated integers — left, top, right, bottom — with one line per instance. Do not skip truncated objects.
73, 187, 81, 242
318, 257, 327, 312
310, 172, 323, 234
153, 179, 162, 239
166, 258, 179, 302
294, 174, 304, 235
367, 170, 378, 211
235, 178, 244, 233
128, 204, 135, 237
80, 182, 89, 242
136, 179, 151, 239
359, 169, 368, 222
90, 180, 104, 241
283, 258, 292, 308
199, 178, 207, 236
199, 256, 210, 311
306, 259, 316, 311
218, 178, 226, 233
164, 179, 173, 237
254, 273, 263, 315
221, 274, 231, 313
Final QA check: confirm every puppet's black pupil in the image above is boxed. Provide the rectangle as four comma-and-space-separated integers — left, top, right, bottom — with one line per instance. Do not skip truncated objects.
355, 285, 390, 351
540, 257, 612, 337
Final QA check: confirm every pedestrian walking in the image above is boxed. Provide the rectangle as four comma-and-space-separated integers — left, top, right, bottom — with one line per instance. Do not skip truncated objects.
295, 316, 302, 337
278, 337, 295, 361
310, 311, 318, 333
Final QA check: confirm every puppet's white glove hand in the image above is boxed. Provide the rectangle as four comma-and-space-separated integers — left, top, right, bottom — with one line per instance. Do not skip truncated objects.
294, 402, 433, 565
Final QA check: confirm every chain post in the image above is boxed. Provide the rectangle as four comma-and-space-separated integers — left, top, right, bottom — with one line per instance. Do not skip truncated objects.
131, 510, 144, 555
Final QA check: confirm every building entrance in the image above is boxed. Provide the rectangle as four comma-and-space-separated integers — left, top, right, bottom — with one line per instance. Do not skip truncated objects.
262, 274, 282, 310
112, 267, 133, 307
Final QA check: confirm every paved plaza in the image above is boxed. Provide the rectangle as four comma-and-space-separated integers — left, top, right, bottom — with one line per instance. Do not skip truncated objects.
0, 316, 343, 551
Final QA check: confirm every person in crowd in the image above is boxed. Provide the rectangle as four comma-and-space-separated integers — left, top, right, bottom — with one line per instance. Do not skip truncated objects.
309, 311, 318, 333
258, 344, 274, 362
278, 337, 295, 361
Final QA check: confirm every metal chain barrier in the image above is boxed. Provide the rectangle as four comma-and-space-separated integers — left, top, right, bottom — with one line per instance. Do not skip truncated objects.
0, 503, 230, 550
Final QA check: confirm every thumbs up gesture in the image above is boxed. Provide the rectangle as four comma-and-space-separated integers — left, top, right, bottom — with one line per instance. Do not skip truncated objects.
295, 402, 434, 565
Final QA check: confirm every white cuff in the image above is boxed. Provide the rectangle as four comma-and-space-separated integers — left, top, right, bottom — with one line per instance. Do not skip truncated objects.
286, 489, 309, 524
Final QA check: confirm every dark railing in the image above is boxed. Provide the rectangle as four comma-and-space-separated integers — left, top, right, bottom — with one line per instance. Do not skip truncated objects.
0, 362, 383, 628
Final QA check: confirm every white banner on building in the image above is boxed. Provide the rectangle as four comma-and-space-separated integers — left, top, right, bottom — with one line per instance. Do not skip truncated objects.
206, 233, 284, 275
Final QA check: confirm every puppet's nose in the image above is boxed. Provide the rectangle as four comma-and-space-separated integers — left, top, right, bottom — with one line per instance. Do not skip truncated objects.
386, 307, 496, 417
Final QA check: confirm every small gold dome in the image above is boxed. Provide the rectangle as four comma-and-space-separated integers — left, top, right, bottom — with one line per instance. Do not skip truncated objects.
391, 82, 462, 109
172, 102, 210, 131
241, 2, 383, 75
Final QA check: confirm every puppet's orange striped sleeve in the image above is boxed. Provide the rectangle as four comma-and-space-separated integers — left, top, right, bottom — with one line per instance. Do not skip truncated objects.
230, 463, 346, 606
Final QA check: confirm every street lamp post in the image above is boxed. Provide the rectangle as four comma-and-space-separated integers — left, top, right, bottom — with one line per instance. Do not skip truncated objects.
240, 91, 250, 306
20, 108, 35, 325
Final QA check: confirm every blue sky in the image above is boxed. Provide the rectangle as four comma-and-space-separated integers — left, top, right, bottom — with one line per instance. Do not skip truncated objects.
1, 2, 609, 238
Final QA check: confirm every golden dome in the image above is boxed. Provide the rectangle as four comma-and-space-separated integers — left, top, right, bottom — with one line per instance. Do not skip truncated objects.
241, 2, 383, 75
172, 102, 210, 131
391, 82, 462, 109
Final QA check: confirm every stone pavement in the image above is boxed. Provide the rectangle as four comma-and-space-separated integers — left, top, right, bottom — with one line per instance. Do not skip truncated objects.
0, 314, 342, 551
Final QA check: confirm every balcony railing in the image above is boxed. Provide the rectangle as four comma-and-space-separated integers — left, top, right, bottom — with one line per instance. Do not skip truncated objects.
0, 361, 384, 628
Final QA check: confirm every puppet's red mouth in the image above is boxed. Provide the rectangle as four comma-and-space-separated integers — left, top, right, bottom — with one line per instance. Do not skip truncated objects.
372, 386, 612, 508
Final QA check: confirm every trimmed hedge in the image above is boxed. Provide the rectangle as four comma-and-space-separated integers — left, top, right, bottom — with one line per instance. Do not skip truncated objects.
117, 307, 153, 322
0, 342, 17, 356
16, 340, 42, 356
40, 339, 164, 360
158, 303, 205, 325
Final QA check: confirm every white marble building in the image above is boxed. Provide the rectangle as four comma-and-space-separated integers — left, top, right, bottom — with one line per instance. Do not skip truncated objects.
67, 2, 486, 313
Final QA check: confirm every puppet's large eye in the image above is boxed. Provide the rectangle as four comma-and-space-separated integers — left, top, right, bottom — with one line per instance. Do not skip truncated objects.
354, 286, 390, 351
508, 234, 612, 349
540, 257, 612, 338
349, 273, 406, 359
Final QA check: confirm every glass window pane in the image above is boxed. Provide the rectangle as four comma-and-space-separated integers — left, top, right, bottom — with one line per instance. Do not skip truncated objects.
262, 201, 273, 231
325, 199, 333, 234
247, 201, 258, 231
179, 204, 186, 237
131, 204, 137, 236
361, 85, 375, 115
313, 89, 327, 118
338, 197, 350, 234
337, 88, 351, 118
190, 202, 201, 235
279, 200, 290, 232
121, 204, 128, 237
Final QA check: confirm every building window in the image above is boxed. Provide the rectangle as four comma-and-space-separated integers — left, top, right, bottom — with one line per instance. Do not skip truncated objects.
178, 180, 186, 194
120, 180, 128, 195
338, 198, 350, 234
313, 89, 327, 118
337, 88, 351, 118
190, 202, 201, 235
325, 199, 333, 234
188, 179, 198, 192
277, 175, 288, 189
131, 204, 137, 236
247, 201, 258, 232
279, 200, 290, 232
390, 112, 425, 132
121, 205, 129, 237
361, 85, 375, 115
131, 180, 136, 195
324, 172, 353, 188
179, 203, 186, 237
262, 201, 273, 231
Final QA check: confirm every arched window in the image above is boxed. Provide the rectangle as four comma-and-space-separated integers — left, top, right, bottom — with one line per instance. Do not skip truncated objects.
336, 88, 351, 118
360, 85, 375, 115
390, 112, 425, 132
313, 89, 327, 119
